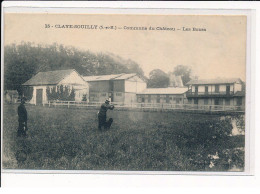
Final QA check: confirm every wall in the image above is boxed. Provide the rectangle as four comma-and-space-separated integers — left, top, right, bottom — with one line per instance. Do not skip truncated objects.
31, 85, 48, 105
113, 92, 124, 102
89, 81, 110, 92
59, 71, 88, 86
125, 76, 147, 93
192, 98, 235, 106
234, 83, 242, 93
113, 80, 125, 92
136, 94, 185, 104
75, 89, 89, 102
191, 84, 235, 93
59, 71, 89, 102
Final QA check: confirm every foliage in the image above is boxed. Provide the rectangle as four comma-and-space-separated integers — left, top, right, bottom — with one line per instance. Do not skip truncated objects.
22, 86, 34, 101
3, 104, 245, 171
46, 85, 75, 101
82, 94, 87, 101
172, 65, 192, 85
147, 69, 170, 88
4, 42, 144, 92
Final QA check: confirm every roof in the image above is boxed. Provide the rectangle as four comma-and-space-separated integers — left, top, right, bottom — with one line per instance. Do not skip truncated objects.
186, 78, 242, 85
23, 69, 76, 86
83, 73, 137, 81
138, 87, 188, 95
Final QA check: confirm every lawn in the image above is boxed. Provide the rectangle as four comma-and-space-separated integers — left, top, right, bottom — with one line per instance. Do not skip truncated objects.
2, 104, 245, 171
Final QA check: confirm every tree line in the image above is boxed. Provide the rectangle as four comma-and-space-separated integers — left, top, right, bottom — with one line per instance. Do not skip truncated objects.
4, 42, 194, 95
4, 42, 145, 95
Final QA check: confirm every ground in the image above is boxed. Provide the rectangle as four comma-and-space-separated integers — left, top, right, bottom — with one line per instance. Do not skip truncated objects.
2, 104, 245, 171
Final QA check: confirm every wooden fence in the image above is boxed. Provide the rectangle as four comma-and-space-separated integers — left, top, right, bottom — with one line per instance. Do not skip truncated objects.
44, 101, 245, 113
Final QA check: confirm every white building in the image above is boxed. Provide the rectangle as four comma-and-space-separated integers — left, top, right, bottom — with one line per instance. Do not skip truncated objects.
186, 78, 245, 107
22, 69, 89, 105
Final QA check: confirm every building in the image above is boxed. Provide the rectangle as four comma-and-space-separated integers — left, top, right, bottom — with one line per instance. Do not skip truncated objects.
186, 78, 245, 107
137, 87, 188, 104
22, 69, 89, 105
83, 73, 147, 103
4, 90, 19, 103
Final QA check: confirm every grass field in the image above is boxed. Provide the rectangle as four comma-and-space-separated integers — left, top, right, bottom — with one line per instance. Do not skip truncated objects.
2, 104, 245, 171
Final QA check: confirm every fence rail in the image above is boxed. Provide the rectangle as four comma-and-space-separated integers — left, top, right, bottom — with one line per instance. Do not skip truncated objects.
44, 101, 245, 113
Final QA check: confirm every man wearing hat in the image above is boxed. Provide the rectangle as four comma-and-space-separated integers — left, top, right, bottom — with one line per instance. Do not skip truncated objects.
98, 99, 114, 131
17, 97, 28, 137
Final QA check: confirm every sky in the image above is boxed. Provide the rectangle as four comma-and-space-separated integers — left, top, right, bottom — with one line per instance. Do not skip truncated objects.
4, 13, 247, 80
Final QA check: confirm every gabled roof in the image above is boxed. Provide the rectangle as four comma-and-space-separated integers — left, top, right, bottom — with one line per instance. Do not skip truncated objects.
23, 69, 76, 86
83, 73, 137, 81
186, 78, 242, 85
138, 87, 188, 95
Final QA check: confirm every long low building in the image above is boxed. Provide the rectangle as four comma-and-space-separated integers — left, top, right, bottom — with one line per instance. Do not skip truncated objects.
137, 87, 188, 104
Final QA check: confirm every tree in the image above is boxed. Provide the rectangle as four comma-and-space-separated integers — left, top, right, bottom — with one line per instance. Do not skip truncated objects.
173, 65, 192, 85
22, 86, 34, 101
147, 69, 169, 88
4, 42, 145, 92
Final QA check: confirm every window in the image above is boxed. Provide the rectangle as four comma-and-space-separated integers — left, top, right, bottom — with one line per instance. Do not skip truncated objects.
101, 93, 107, 97
142, 97, 145, 103
157, 95, 160, 103
204, 99, 208, 105
226, 85, 230, 95
176, 98, 180, 104
166, 95, 169, 103
215, 85, 219, 93
205, 86, 208, 93
214, 98, 219, 105
148, 95, 151, 103
225, 99, 230, 106
188, 99, 192, 104
116, 93, 122, 97
195, 86, 198, 93
194, 99, 198, 104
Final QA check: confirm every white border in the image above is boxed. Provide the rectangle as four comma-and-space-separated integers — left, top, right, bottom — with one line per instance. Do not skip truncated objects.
1, 1, 258, 188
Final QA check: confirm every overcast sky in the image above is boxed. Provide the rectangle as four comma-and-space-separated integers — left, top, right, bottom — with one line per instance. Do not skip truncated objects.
4, 14, 247, 80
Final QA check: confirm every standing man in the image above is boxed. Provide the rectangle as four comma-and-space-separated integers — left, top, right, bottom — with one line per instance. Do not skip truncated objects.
17, 97, 28, 137
98, 99, 114, 131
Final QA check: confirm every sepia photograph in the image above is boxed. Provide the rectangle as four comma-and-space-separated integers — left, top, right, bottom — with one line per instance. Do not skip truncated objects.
2, 7, 251, 174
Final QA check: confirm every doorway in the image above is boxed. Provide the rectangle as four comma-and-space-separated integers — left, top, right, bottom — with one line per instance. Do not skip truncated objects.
36, 89, 43, 105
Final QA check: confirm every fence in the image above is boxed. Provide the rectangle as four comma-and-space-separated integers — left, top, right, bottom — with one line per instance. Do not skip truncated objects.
44, 101, 245, 113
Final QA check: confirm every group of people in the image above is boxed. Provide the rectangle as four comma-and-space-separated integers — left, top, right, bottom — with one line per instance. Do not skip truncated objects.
17, 98, 114, 136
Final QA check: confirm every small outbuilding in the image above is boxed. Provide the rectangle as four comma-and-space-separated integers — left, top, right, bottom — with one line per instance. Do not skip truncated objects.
4, 90, 19, 103
22, 69, 89, 105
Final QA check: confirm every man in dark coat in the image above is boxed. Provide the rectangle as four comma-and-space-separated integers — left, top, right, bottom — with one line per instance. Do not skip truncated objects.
98, 99, 114, 131
17, 97, 28, 137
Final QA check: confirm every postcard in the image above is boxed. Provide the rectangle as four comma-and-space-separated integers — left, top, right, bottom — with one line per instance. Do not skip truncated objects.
2, 5, 254, 180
